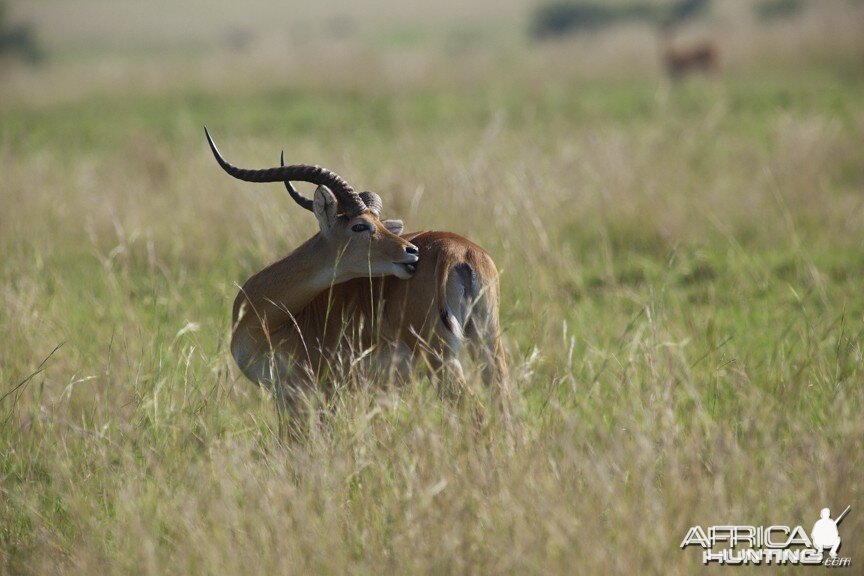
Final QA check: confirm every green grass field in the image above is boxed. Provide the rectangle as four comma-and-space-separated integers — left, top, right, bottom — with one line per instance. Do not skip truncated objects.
1, 1, 863, 573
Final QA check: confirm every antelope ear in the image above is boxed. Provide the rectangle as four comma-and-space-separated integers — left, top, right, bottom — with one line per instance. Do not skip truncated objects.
381, 219, 404, 236
313, 186, 339, 234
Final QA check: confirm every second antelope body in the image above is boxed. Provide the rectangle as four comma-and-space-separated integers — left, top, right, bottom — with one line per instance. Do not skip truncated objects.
205, 129, 510, 431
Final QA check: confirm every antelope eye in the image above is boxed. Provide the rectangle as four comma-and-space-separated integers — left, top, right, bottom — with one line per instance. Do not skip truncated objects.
351, 223, 371, 233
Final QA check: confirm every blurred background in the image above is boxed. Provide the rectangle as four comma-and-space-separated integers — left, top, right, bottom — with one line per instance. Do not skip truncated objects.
1, 1, 864, 574
2, 0, 863, 103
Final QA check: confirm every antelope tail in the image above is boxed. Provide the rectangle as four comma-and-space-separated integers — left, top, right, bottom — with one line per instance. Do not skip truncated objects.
437, 261, 466, 340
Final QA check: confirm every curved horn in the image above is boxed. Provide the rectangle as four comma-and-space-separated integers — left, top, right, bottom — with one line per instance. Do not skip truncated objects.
280, 151, 313, 212
204, 127, 366, 217
359, 191, 382, 217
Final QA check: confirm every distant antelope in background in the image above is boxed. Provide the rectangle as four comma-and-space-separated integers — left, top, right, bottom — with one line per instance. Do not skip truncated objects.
664, 40, 719, 79
205, 129, 511, 436
658, 24, 719, 80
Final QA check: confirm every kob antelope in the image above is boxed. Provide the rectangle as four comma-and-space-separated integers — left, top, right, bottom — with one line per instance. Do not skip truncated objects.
663, 40, 719, 79
205, 129, 510, 433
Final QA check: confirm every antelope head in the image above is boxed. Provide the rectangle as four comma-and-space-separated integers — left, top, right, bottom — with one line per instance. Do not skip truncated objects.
205, 128, 419, 280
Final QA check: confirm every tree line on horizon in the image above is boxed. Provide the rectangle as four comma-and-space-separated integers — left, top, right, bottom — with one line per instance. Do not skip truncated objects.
530, 0, 808, 39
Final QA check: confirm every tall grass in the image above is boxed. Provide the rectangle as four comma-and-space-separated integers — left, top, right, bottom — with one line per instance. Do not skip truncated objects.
1, 1, 864, 573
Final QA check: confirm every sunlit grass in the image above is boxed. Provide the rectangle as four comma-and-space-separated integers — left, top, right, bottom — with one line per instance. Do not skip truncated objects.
1, 4, 864, 572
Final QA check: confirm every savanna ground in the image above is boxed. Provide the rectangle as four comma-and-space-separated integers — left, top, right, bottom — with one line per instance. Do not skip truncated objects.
1, 0, 863, 573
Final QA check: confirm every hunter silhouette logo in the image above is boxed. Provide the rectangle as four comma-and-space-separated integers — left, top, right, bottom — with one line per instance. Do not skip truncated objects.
681, 505, 852, 567
812, 506, 850, 559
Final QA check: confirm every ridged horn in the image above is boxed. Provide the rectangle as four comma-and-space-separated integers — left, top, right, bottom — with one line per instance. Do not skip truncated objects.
359, 191, 382, 217
279, 150, 315, 212
204, 127, 366, 217
280, 151, 313, 212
